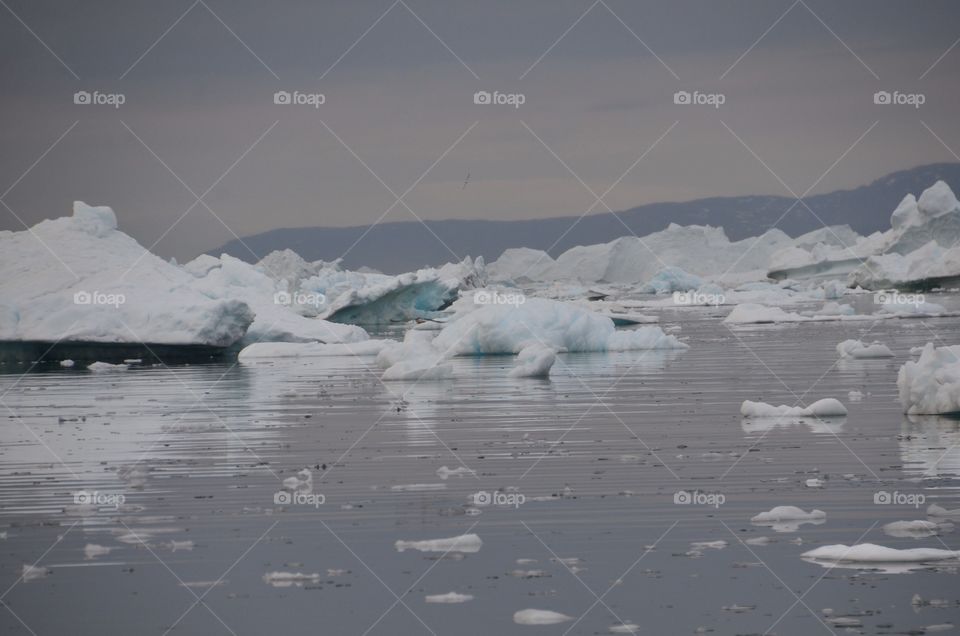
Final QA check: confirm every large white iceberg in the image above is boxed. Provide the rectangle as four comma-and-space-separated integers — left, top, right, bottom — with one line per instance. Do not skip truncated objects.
489, 224, 794, 285
0, 202, 253, 346
769, 180, 960, 289
897, 343, 960, 415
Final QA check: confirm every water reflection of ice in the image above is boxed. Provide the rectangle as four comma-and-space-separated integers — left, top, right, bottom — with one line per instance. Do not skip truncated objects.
899, 415, 960, 478
741, 416, 846, 436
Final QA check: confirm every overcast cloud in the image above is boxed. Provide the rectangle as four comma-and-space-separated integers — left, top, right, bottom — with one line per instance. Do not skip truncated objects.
1, 0, 958, 261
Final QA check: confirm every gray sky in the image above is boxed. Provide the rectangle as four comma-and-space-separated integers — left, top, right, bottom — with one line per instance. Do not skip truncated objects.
2, 0, 959, 261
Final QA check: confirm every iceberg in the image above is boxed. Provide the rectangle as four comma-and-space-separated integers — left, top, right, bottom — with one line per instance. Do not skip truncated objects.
431, 297, 687, 355
897, 343, 960, 415
0, 202, 254, 346
768, 180, 960, 288
183, 253, 367, 345
489, 224, 794, 284
284, 256, 485, 325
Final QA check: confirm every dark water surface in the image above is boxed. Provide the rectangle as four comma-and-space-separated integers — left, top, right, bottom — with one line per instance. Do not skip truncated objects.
1, 300, 959, 635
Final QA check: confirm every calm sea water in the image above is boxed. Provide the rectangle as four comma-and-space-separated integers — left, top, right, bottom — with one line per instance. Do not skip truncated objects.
1, 297, 959, 635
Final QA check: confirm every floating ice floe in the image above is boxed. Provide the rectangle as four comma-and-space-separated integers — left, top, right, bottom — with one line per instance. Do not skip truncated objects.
883, 520, 952, 539
424, 592, 474, 603
394, 533, 482, 553
897, 343, 960, 415
740, 399, 847, 418
609, 623, 641, 633
801, 543, 960, 564
262, 571, 322, 587
508, 344, 556, 378
87, 361, 128, 372
21, 564, 51, 582
0, 202, 254, 346
513, 609, 574, 625
750, 506, 826, 533
928, 504, 960, 519
83, 544, 112, 560
836, 339, 895, 359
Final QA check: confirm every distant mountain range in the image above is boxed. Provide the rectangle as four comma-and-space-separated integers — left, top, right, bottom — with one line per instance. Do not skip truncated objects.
212, 163, 960, 274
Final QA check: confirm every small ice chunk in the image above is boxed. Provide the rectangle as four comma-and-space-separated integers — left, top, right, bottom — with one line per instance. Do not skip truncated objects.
83, 544, 112, 560
22, 564, 51, 582
836, 339, 894, 359
59, 359, 75, 368
87, 361, 128, 372
609, 623, 641, 633
424, 591, 474, 604
262, 571, 322, 587
740, 398, 847, 418
395, 533, 482, 554
751, 506, 826, 533
883, 520, 950, 539
508, 344, 556, 378
848, 389, 864, 401
513, 609, 573, 625
435, 466, 475, 479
